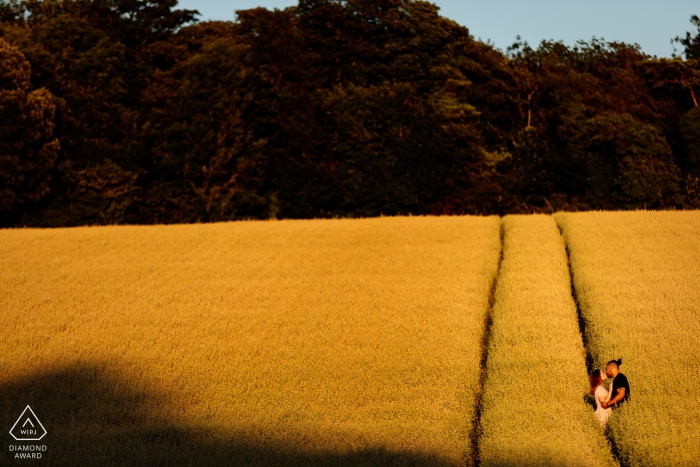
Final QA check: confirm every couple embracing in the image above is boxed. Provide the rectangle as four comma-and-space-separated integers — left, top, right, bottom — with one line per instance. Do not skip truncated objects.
589, 359, 630, 429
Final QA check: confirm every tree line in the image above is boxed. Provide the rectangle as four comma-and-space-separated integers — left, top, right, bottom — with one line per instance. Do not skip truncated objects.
1, 0, 699, 226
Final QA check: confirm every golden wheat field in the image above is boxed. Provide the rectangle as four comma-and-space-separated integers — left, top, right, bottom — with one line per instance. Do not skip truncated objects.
0, 216, 501, 466
556, 211, 700, 467
478, 215, 615, 467
3, 211, 700, 466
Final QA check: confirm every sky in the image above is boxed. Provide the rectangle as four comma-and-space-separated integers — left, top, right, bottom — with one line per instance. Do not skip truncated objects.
174, 0, 699, 58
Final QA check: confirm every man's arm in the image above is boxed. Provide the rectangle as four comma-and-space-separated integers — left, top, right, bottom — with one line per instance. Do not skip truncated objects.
601, 387, 625, 409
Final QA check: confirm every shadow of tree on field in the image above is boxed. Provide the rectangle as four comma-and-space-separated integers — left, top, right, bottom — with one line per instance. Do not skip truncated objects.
0, 364, 453, 467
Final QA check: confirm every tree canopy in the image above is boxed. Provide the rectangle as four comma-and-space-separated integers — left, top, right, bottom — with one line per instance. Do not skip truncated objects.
1, 0, 699, 226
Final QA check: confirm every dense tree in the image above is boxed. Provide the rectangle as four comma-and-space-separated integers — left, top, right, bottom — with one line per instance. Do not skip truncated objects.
675, 14, 700, 60
681, 107, 700, 175
565, 113, 680, 207
0, 1, 699, 226
138, 22, 269, 223
1, 0, 197, 224
231, 0, 501, 217
0, 37, 59, 212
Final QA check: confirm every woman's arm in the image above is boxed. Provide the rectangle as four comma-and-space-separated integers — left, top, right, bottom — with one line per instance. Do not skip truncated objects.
595, 387, 607, 406
602, 387, 626, 409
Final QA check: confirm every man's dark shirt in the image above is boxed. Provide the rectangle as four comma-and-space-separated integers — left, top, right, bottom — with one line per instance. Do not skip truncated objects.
611, 372, 631, 407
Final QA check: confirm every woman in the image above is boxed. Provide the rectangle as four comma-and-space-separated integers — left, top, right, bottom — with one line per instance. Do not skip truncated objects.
590, 368, 612, 428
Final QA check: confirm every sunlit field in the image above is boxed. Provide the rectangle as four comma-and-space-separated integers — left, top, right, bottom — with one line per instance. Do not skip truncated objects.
556, 211, 700, 467
478, 215, 615, 467
3, 211, 700, 466
0, 216, 501, 466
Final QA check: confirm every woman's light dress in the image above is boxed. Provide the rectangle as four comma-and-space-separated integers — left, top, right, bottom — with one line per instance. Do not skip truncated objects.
594, 385, 612, 428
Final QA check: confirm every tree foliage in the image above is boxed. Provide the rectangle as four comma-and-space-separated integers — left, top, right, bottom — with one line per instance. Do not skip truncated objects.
0, 37, 59, 211
0, 0, 698, 226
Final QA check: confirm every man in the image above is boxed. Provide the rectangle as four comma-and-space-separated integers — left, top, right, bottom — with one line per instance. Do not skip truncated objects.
601, 358, 630, 409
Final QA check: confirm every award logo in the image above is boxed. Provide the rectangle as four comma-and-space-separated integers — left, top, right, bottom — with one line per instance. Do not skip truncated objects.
7, 406, 48, 460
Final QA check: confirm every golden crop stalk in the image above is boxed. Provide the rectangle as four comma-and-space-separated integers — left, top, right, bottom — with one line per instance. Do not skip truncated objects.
0, 216, 500, 466
556, 211, 700, 466
479, 215, 615, 467
4, 212, 697, 466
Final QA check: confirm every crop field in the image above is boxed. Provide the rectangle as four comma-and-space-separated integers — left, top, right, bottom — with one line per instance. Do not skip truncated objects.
2, 211, 700, 466
556, 211, 700, 467
478, 215, 615, 467
0, 216, 501, 466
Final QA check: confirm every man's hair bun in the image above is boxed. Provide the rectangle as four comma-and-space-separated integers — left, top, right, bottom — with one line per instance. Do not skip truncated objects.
616, 358, 623, 366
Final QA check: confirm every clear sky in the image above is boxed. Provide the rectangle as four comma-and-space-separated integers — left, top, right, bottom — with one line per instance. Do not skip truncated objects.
174, 0, 699, 58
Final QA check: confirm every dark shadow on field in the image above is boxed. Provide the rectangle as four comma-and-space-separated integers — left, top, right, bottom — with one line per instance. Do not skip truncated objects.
583, 392, 597, 411
0, 364, 452, 467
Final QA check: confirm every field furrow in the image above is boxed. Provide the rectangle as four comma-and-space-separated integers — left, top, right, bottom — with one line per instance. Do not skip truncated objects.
478, 215, 616, 467
556, 211, 700, 467
0, 216, 500, 466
